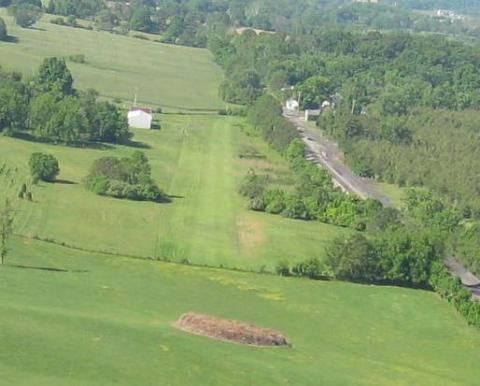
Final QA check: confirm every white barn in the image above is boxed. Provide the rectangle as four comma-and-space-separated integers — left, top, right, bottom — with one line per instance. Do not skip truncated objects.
128, 108, 153, 129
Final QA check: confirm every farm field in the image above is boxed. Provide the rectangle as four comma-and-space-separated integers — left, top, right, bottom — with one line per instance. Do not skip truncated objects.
0, 114, 349, 271
0, 9, 223, 111
1, 238, 479, 386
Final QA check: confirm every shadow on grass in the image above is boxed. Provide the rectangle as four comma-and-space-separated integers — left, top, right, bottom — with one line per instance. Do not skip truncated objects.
167, 194, 184, 199
3, 36, 19, 43
28, 26, 46, 32
10, 132, 115, 150
55, 179, 77, 185
9, 264, 89, 273
123, 139, 151, 149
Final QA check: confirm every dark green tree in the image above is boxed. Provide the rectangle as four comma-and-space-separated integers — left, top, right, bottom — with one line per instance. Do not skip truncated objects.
29, 153, 60, 183
37, 57, 74, 95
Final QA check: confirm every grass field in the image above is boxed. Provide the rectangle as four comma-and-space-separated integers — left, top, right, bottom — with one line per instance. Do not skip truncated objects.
1, 238, 479, 386
0, 9, 223, 111
0, 114, 349, 271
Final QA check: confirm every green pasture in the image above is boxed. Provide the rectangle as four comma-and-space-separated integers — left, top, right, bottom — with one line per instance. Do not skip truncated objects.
0, 114, 348, 270
0, 9, 223, 111
0, 238, 479, 386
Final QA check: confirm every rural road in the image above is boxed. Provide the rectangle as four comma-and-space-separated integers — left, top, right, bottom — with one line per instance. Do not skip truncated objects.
283, 111, 392, 207
284, 110, 480, 301
445, 259, 480, 301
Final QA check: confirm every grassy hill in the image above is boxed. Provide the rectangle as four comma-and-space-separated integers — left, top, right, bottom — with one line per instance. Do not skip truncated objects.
1, 238, 479, 386
0, 10, 223, 111
0, 114, 348, 271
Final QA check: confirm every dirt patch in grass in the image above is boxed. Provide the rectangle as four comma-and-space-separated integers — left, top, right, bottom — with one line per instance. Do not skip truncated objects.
237, 215, 265, 257
174, 312, 289, 347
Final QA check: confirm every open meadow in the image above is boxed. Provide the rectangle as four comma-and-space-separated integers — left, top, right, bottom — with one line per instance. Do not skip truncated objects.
0, 9, 223, 111
1, 238, 479, 386
0, 114, 349, 271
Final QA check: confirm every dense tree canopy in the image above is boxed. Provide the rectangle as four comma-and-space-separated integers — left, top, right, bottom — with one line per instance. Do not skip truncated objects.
0, 59, 131, 144
0, 16, 7, 41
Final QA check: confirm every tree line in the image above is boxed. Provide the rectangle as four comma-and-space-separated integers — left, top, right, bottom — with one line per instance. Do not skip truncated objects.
204, 13, 480, 325
0, 57, 131, 144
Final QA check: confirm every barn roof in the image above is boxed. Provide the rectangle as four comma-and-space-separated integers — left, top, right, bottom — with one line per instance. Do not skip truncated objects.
129, 107, 153, 114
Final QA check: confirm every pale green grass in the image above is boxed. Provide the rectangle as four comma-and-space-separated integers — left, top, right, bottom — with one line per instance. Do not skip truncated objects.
0, 114, 348, 270
374, 181, 408, 209
0, 9, 223, 111
0, 238, 479, 386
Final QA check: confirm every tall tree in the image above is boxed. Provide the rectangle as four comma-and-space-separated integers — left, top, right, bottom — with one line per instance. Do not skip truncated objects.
0, 200, 14, 266
36, 57, 74, 95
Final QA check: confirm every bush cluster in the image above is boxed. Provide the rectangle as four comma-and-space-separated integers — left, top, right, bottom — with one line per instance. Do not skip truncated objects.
84, 151, 168, 203
29, 153, 59, 183
241, 97, 396, 230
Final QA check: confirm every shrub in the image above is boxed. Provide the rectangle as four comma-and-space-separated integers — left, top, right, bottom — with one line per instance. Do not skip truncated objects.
51, 17, 65, 25
29, 153, 59, 183
84, 152, 168, 203
292, 258, 324, 279
275, 260, 290, 276
239, 172, 268, 200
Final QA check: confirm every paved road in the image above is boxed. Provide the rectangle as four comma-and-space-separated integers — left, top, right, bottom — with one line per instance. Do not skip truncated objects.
284, 111, 392, 207
446, 258, 480, 301
284, 111, 480, 301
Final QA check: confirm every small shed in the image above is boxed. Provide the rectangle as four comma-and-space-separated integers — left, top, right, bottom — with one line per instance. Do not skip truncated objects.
128, 108, 153, 129
285, 98, 299, 112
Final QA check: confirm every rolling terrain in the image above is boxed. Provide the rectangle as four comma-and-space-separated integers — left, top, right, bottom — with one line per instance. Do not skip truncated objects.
1, 8, 480, 385
1, 238, 479, 386
0, 10, 223, 111
0, 114, 348, 270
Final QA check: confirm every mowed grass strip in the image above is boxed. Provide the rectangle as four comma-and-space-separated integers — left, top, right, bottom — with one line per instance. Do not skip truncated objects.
0, 9, 223, 111
0, 238, 479, 386
0, 114, 349, 270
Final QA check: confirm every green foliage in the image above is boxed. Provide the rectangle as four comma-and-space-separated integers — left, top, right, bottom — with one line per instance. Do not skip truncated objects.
0, 70, 29, 134
429, 262, 480, 328
48, 0, 104, 18
291, 257, 324, 279
84, 151, 168, 203
238, 171, 267, 200
0, 62, 130, 144
275, 259, 290, 276
219, 69, 262, 105
0, 199, 14, 265
457, 223, 480, 275
29, 153, 59, 183
326, 233, 381, 283
0, 16, 7, 41
129, 5, 154, 33
326, 229, 444, 287
36, 57, 74, 95
9, 2, 42, 28
94, 9, 118, 32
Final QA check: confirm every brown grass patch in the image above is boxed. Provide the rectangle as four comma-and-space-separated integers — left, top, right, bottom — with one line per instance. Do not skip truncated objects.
237, 215, 265, 256
174, 313, 289, 347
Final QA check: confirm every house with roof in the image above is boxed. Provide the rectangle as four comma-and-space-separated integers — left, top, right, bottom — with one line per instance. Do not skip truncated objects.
128, 108, 153, 129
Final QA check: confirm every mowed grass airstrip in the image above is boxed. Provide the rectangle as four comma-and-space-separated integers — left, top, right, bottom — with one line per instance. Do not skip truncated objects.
1, 10, 480, 386
0, 115, 349, 270
0, 9, 223, 111
1, 238, 479, 386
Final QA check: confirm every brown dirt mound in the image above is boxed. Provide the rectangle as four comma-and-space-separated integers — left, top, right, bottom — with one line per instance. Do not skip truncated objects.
175, 312, 289, 347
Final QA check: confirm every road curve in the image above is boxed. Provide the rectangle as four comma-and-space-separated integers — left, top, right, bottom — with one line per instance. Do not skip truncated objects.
283, 111, 392, 207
